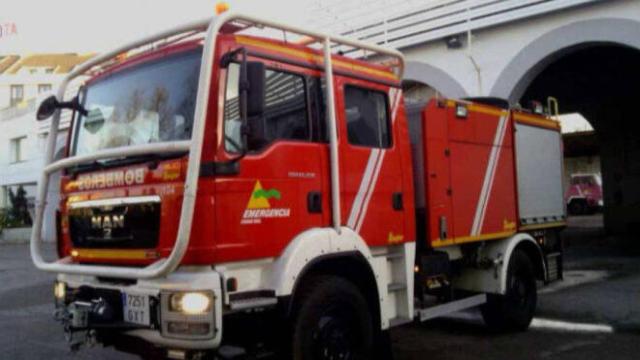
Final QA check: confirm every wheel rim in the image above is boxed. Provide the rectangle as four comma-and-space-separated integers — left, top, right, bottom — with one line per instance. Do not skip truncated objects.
312, 313, 355, 360
509, 271, 533, 309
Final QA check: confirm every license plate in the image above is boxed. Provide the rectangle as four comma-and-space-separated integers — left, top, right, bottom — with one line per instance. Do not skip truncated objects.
122, 292, 150, 326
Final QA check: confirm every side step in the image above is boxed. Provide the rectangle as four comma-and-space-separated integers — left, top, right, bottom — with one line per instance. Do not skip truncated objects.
415, 294, 486, 322
229, 297, 277, 311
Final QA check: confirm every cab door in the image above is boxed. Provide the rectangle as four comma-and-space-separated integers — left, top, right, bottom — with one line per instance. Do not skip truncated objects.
212, 60, 329, 263
336, 78, 406, 247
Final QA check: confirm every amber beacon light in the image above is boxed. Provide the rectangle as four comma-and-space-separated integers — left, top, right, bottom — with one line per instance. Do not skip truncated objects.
215, 1, 230, 14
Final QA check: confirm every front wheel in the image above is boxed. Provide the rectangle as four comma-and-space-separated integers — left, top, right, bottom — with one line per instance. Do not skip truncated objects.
292, 276, 373, 360
481, 250, 537, 332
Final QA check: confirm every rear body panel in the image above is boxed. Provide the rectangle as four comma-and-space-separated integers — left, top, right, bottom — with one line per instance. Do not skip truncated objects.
417, 100, 517, 248
410, 100, 564, 249
513, 111, 566, 228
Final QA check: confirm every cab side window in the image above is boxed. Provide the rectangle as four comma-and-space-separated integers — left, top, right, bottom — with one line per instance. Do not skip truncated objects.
263, 70, 309, 142
224, 63, 310, 153
344, 86, 391, 148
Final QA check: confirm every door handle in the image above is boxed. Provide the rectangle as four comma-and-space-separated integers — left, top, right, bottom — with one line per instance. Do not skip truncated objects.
307, 191, 322, 213
392, 192, 403, 211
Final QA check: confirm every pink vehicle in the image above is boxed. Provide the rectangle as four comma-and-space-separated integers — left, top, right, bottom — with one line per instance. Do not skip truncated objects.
566, 173, 603, 215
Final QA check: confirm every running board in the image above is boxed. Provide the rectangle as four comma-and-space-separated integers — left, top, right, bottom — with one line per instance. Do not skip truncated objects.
229, 297, 277, 311
415, 294, 486, 322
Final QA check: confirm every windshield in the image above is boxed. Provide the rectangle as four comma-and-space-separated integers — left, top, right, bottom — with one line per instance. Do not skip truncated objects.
72, 48, 202, 156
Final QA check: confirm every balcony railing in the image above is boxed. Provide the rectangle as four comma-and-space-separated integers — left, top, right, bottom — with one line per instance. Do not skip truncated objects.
0, 99, 36, 121
311, 0, 602, 50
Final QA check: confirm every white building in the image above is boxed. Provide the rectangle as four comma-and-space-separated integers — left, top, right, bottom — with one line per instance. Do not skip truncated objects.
0, 54, 92, 212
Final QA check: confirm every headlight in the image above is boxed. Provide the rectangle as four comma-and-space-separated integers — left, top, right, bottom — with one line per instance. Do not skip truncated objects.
169, 292, 212, 315
54, 281, 66, 301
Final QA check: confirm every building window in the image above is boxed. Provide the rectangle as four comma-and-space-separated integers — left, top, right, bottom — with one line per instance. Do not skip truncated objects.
38, 84, 52, 93
45, 68, 54, 74
10, 85, 24, 106
10, 136, 27, 163
344, 86, 391, 148
38, 132, 48, 150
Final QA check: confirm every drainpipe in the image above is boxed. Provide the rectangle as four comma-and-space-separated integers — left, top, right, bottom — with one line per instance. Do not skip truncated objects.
466, 4, 483, 95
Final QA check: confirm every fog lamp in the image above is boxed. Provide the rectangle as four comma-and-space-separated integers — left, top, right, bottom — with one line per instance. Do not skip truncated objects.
170, 292, 212, 315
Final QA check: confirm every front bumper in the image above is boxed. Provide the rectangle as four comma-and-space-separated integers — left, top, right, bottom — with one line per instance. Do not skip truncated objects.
57, 266, 223, 350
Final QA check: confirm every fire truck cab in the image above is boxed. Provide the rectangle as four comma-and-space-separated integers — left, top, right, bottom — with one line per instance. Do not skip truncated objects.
32, 12, 565, 360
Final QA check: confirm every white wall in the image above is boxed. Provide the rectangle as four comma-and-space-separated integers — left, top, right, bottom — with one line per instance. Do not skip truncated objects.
397, 0, 640, 98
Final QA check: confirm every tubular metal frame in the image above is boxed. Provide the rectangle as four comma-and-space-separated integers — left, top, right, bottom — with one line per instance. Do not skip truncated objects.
30, 12, 405, 279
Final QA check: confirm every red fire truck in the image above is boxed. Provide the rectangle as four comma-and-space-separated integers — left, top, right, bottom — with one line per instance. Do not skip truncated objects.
31, 12, 565, 360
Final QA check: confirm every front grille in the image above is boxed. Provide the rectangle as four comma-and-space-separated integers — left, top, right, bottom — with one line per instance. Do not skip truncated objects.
68, 197, 161, 249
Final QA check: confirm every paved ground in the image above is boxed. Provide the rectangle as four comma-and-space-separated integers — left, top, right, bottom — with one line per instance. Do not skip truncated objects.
1, 213, 639, 359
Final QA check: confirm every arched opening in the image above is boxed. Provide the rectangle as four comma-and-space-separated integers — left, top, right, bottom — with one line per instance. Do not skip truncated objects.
518, 44, 640, 241
403, 60, 468, 101
402, 80, 437, 105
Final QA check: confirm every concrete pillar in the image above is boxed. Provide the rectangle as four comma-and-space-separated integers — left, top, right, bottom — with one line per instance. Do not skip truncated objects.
590, 103, 640, 240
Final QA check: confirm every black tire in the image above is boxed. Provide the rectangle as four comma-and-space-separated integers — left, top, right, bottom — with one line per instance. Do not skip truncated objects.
568, 200, 586, 216
292, 276, 374, 360
481, 250, 537, 332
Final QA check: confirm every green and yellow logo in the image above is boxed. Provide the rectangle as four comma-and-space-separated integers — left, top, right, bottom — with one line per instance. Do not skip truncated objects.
247, 181, 282, 209
242, 181, 290, 224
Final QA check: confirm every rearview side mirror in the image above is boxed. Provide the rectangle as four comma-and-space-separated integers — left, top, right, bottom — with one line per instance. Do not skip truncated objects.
36, 95, 88, 121
239, 61, 267, 151
244, 61, 266, 117
36, 96, 59, 121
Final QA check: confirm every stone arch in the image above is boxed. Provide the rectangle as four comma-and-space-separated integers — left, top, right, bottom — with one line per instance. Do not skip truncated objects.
403, 60, 468, 98
491, 18, 640, 103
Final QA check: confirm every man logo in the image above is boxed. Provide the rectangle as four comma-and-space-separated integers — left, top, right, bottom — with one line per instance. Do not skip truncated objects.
91, 214, 125, 239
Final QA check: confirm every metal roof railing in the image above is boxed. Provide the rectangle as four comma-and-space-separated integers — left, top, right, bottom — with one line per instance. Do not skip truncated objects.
312, 0, 601, 49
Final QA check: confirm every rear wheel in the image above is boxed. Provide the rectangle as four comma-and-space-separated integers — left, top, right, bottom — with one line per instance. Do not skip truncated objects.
481, 250, 537, 332
292, 276, 373, 360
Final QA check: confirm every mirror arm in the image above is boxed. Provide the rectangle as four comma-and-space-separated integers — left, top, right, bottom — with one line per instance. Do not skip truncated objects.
219, 47, 245, 68
58, 97, 89, 116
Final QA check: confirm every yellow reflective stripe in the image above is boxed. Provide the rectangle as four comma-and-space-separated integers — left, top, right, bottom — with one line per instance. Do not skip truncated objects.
234, 36, 398, 81
71, 249, 159, 260
432, 230, 517, 247
446, 100, 507, 117
519, 221, 567, 231
514, 113, 561, 130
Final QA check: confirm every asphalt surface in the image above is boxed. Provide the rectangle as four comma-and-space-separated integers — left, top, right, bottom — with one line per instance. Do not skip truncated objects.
1, 214, 639, 359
